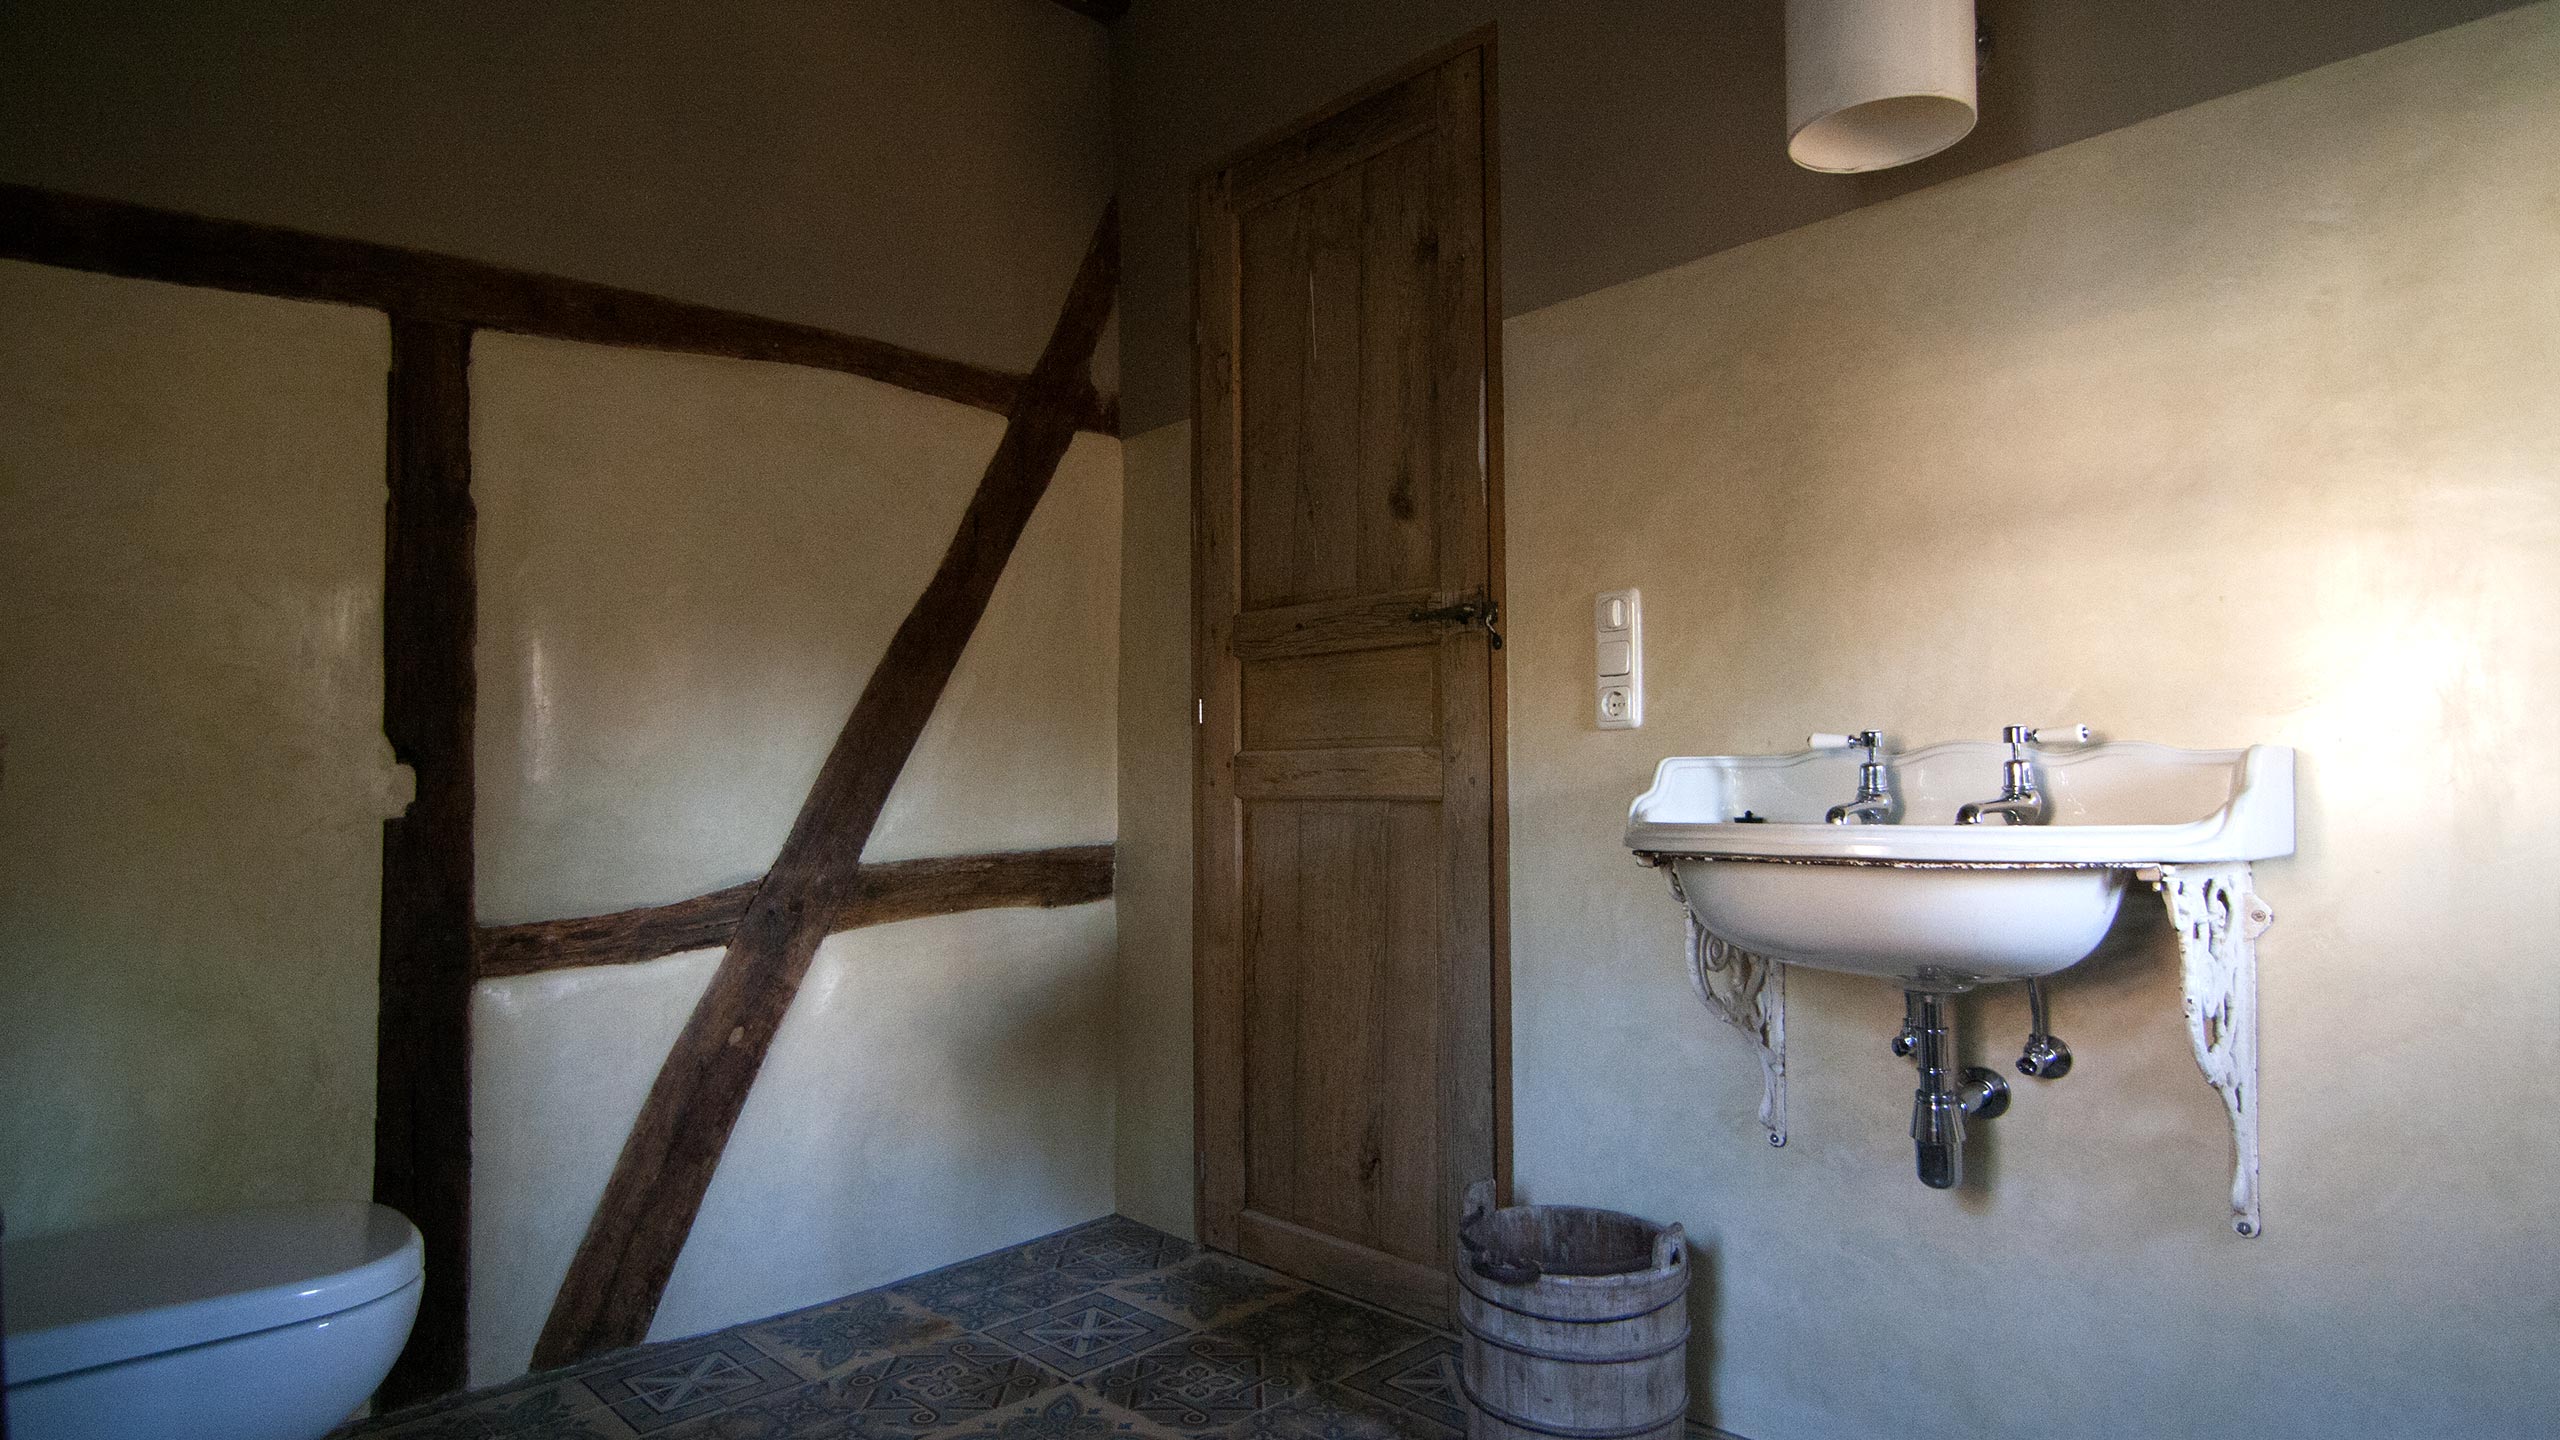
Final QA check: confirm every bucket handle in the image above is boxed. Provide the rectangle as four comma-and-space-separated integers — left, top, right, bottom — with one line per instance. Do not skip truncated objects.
1458, 1179, 1543, 1284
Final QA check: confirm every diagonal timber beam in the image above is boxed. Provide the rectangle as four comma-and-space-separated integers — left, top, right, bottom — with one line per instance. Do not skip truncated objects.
473, 844, 1115, 979
531, 199, 1119, 1368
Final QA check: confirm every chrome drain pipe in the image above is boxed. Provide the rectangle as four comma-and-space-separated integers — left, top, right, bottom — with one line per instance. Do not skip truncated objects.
1901, 990, 2009, 1189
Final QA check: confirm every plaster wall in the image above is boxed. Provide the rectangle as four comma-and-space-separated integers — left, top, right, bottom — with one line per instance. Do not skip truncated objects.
1112, 419, 1196, 1239
467, 334, 1122, 1383
1498, 10, 2560, 1438
0, 0, 1114, 384
1108, 0, 2527, 431
0, 263, 400, 1235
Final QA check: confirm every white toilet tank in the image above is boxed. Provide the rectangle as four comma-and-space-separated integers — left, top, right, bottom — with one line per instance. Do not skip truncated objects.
4, 1202, 423, 1440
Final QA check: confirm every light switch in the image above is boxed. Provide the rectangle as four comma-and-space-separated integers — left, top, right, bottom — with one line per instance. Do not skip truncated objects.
1594, 588, 1641, 729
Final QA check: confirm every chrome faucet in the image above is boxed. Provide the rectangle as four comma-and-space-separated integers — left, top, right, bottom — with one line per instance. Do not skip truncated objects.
1956, 724, 2090, 825
1814, 730, 1900, 825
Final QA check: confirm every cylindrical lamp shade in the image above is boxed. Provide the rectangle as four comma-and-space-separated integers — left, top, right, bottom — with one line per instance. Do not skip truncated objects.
1785, 0, 1978, 173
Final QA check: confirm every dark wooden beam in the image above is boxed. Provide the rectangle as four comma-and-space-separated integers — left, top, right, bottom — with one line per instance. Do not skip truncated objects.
0, 183, 1116, 435
1048, 0, 1130, 22
373, 318, 477, 1407
475, 844, 1116, 979
531, 198, 1120, 1368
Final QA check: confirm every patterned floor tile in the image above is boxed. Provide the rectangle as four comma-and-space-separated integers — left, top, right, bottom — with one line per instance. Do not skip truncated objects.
1336, 1338, 1463, 1432
335, 1405, 499, 1440
334, 1218, 1469, 1440
1204, 1292, 1435, 1385
1019, 1217, 1196, 1285
582, 1333, 806, 1434
1111, 1254, 1297, 1327
474, 1378, 637, 1439
944, 1385, 1186, 1440
743, 1291, 957, 1378
1084, 1332, 1305, 1434
818, 1337, 1059, 1428
1222, 1385, 1458, 1440
339, 1367, 632, 1439
895, 1248, 1111, 1331
651, 1373, 937, 1440
984, 1292, 1190, 1377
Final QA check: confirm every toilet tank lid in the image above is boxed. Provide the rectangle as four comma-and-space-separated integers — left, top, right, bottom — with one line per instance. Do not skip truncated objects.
3, 1202, 422, 1385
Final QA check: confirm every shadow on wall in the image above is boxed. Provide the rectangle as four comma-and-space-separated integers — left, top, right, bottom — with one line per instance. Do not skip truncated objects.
1685, 1235, 1723, 1425
919, 934, 1120, 1199
1942, 892, 2172, 1207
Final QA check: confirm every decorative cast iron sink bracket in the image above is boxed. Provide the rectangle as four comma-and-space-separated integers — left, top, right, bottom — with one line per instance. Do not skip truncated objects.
1661, 861, 1788, 1148
2146, 861, 2273, 1239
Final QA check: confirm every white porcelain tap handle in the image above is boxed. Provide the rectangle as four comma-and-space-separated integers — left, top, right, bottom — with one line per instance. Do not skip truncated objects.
2032, 725, 2093, 745
1809, 730, 1884, 751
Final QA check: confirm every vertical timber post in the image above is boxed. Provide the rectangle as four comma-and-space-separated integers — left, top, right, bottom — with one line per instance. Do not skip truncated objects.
375, 317, 477, 1405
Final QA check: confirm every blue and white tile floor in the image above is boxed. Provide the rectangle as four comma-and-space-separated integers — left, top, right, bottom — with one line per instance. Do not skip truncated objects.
338, 1217, 1463, 1440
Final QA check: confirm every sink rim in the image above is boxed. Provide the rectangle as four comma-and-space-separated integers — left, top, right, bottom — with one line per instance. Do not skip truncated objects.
1625, 740, 2295, 865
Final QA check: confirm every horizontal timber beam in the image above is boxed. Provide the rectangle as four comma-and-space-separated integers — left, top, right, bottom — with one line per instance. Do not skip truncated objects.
0, 183, 1116, 435
474, 844, 1116, 979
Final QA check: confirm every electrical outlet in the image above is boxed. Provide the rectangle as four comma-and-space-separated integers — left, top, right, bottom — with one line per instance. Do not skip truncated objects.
1595, 589, 1641, 729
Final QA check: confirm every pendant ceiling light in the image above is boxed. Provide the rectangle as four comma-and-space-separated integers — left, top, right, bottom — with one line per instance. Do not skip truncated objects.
1785, 0, 1978, 173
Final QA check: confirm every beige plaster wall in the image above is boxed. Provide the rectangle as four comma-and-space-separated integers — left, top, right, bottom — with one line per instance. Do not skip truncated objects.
0, 0, 1114, 384
1109, 0, 2527, 430
471, 336, 1121, 921
0, 263, 402, 1236
1112, 419, 1196, 1239
1500, 10, 2560, 1438
468, 333, 1121, 1383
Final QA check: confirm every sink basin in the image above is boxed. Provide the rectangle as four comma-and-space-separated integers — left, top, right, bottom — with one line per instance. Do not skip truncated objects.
1625, 741, 2295, 988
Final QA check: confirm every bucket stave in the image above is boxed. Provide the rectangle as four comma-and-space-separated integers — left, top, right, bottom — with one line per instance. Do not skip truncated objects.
1455, 1181, 1688, 1440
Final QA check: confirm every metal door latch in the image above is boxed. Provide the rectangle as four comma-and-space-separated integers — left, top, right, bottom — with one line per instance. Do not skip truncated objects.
1409, 598, 1503, 648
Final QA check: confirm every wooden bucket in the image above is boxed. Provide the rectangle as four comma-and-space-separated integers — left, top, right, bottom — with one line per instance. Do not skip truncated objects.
1455, 1180, 1689, 1440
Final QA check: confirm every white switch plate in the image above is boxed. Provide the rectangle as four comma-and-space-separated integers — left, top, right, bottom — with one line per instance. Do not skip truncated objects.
1595, 588, 1641, 729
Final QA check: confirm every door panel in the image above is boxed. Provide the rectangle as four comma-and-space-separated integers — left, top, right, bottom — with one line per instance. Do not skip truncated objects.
1354, 138, 1440, 598
1239, 799, 1449, 1269
1238, 145, 1442, 611
1194, 37, 1501, 1324
1233, 747, 1444, 802
1240, 646, 1440, 749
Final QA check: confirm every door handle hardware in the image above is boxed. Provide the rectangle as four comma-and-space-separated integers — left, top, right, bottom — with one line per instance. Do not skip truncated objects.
1409, 599, 1503, 648
1409, 600, 1489, 625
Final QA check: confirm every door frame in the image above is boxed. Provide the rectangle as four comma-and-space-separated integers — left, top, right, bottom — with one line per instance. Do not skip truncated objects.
1187, 23, 1511, 1278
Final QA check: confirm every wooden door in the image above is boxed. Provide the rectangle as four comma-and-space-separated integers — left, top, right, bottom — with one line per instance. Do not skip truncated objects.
1191, 35, 1503, 1324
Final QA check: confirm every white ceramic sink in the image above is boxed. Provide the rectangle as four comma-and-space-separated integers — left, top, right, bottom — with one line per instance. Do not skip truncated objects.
1625, 741, 2295, 989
